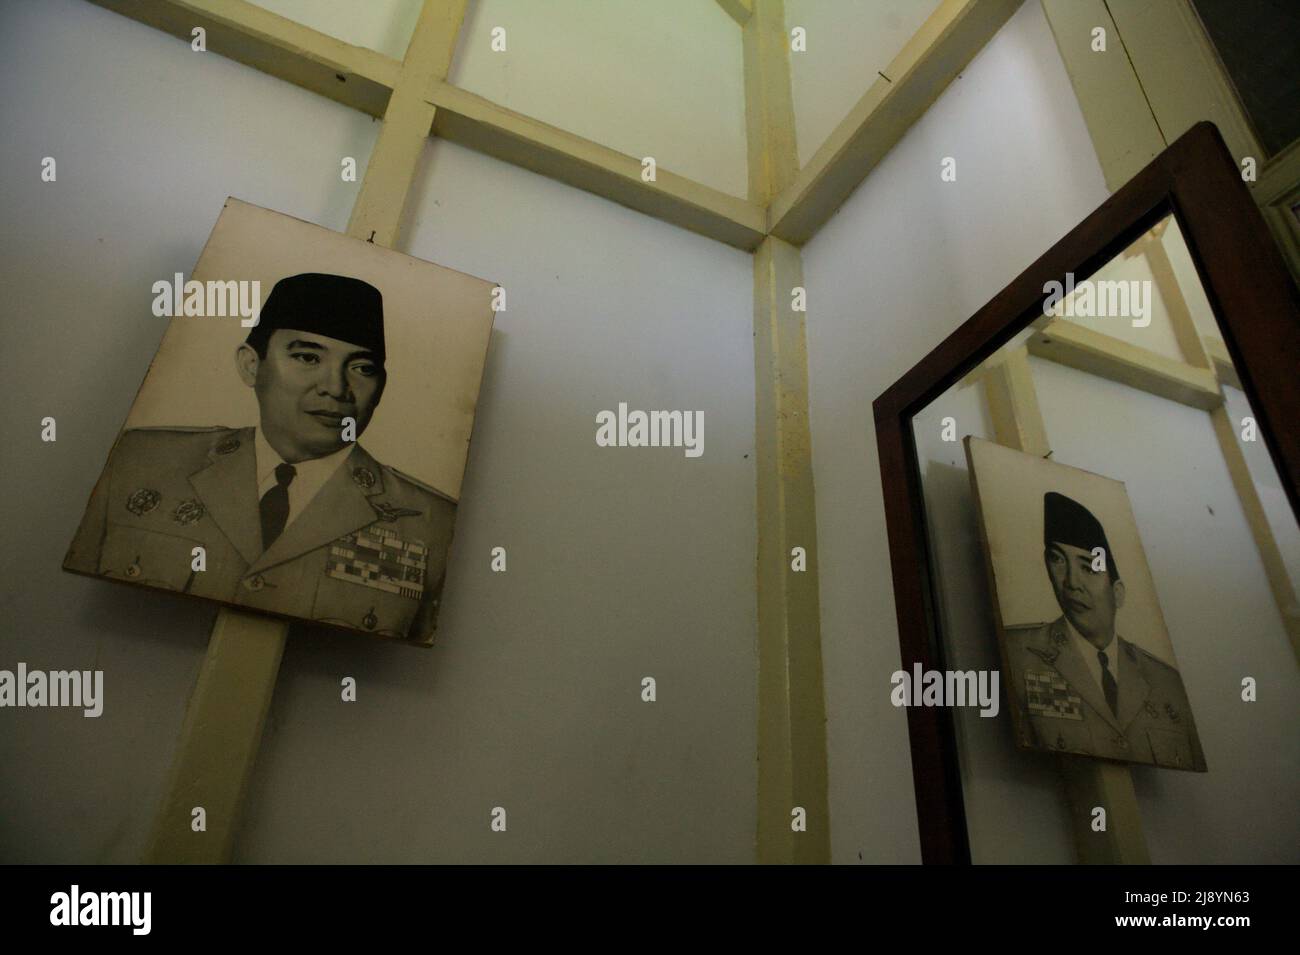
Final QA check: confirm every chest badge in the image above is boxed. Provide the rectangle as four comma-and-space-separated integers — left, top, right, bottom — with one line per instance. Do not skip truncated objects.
326, 525, 428, 599
126, 488, 161, 516
173, 499, 206, 525
1028, 645, 1060, 666
1025, 671, 1083, 720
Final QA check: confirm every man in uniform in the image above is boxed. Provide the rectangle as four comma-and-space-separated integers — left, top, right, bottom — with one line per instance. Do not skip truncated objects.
1002, 492, 1206, 770
64, 272, 456, 646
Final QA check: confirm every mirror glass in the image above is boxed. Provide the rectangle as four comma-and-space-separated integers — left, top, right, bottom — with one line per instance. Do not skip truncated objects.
909, 212, 1300, 863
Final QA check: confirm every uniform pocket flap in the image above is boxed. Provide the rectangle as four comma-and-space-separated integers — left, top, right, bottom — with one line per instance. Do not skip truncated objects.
1147, 728, 1191, 769
99, 523, 201, 591
312, 574, 418, 639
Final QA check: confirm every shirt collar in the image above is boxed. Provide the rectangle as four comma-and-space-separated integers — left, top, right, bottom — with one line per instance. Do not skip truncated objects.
1064, 615, 1115, 658
253, 427, 354, 490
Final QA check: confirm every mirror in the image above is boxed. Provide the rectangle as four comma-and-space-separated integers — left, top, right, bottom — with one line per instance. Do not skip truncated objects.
908, 212, 1300, 863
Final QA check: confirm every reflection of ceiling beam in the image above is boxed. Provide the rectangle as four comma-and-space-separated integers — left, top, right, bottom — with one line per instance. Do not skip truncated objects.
770, 0, 1022, 244
1029, 319, 1222, 410
1119, 215, 1171, 259
715, 0, 753, 27
744, 0, 830, 867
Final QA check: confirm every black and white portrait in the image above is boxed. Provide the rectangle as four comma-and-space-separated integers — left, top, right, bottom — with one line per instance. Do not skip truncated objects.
965, 437, 1206, 771
64, 199, 495, 646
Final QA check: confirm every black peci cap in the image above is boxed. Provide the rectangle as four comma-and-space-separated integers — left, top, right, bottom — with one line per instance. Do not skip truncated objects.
246, 273, 385, 362
1044, 491, 1119, 580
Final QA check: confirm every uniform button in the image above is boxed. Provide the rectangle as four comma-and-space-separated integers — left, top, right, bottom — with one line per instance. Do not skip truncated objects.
362, 611, 378, 630
243, 574, 265, 592
1115, 737, 1129, 749
125, 563, 142, 578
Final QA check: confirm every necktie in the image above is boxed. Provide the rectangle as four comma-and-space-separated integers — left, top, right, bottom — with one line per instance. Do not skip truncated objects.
259, 463, 296, 549
1098, 649, 1118, 716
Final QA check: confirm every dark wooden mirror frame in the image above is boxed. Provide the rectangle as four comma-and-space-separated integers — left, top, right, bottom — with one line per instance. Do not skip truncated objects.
872, 122, 1300, 865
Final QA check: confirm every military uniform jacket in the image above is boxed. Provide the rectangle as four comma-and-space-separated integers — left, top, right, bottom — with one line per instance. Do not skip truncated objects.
63, 426, 457, 646
1003, 616, 1207, 771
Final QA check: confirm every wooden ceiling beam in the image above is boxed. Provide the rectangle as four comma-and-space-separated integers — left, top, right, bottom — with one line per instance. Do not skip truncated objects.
427, 81, 767, 249
90, 0, 766, 250
90, 0, 400, 118
769, 0, 1022, 244
715, 0, 754, 27
88, 0, 1018, 252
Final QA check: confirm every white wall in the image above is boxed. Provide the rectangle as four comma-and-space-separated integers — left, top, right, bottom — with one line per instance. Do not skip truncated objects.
0, 0, 757, 863
449, 0, 748, 197
801, 0, 1112, 863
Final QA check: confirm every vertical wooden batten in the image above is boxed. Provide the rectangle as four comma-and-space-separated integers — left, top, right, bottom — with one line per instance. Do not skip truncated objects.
347, 0, 468, 248
745, 0, 830, 865
1103, 0, 1262, 167
143, 612, 288, 863
1038, 0, 1164, 193
743, 0, 798, 206
143, 0, 469, 864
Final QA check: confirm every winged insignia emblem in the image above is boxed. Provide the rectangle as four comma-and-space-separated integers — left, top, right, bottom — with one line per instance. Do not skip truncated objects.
370, 501, 423, 523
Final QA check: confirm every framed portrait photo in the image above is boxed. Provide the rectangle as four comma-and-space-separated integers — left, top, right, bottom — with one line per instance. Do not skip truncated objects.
965, 437, 1207, 772
63, 198, 496, 647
